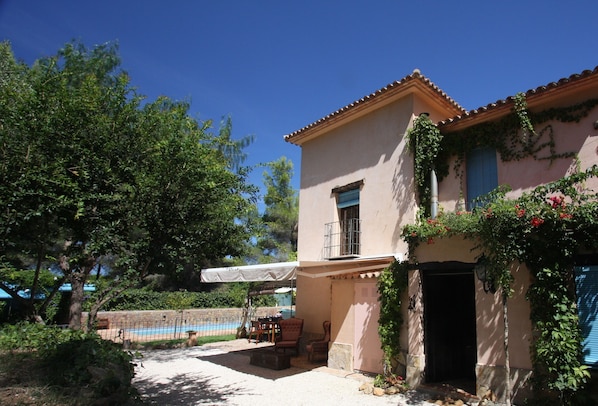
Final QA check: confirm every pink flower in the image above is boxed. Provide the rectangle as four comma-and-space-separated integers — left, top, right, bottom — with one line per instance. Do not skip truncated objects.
548, 195, 565, 209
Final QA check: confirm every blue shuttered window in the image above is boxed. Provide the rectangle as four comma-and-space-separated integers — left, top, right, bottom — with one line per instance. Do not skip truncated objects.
337, 189, 360, 208
575, 265, 598, 367
466, 147, 498, 210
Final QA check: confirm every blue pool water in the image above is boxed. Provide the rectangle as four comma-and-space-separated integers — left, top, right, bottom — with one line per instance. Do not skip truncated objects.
129, 321, 240, 336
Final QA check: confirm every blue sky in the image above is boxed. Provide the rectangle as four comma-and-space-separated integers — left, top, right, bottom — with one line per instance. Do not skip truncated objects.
2, 0, 597, 199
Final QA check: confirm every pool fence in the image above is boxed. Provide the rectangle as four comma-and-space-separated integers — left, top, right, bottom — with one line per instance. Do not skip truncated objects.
85, 307, 283, 344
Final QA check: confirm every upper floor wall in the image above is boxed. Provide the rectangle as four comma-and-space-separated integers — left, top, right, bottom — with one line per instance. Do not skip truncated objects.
286, 67, 598, 260
437, 78, 598, 211
295, 93, 455, 260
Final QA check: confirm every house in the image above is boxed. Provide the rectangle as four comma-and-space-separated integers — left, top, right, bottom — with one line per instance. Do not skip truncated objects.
285, 67, 598, 402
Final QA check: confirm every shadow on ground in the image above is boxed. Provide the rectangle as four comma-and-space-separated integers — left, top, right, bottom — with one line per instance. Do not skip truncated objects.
196, 347, 326, 380
134, 372, 249, 405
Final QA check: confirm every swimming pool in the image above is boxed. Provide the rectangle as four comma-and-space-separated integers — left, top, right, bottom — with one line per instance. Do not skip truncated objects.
128, 321, 241, 337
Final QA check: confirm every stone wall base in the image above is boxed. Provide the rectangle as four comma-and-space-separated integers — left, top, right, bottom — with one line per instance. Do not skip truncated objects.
476, 364, 533, 404
328, 342, 353, 372
406, 353, 425, 388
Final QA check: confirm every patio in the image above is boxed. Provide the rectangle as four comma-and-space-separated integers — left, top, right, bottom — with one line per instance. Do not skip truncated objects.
132, 339, 442, 405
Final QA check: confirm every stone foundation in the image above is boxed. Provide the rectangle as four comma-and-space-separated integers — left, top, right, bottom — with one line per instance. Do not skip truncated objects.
328, 342, 353, 371
406, 353, 425, 388
476, 364, 533, 404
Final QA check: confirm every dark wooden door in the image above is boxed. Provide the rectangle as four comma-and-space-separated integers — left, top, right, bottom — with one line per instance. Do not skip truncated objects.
423, 270, 477, 383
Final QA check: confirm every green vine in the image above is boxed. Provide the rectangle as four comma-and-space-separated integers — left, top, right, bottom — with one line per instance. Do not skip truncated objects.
390, 94, 598, 402
437, 95, 598, 182
406, 113, 443, 216
401, 165, 598, 403
377, 259, 409, 375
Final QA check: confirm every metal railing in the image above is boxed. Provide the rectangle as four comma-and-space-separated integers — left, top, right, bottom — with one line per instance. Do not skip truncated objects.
95, 315, 243, 344
323, 218, 361, 259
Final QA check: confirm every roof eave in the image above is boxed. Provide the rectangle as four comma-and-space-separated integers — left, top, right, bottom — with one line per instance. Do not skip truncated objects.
439, 66, 598, 132
285, 73, 464, 146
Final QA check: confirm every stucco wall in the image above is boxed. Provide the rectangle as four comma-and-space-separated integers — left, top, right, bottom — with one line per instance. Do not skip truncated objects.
414, 238, 533, 370
437, 105, 598, 212
329, 278, 354, 371
296, 95, 416, 260
295, 275, 331, 339
353, 279, 385, 374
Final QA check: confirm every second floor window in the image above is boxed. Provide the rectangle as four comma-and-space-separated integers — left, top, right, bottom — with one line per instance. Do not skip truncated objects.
337, 189, 360, 256
466, 146, 498, 210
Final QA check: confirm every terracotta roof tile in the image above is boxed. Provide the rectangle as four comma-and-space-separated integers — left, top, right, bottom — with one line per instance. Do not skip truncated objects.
285, 69, 465, 143
438, 66, 598, 128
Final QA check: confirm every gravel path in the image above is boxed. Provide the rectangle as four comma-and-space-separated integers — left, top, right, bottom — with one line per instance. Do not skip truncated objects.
132, 339, 440, 406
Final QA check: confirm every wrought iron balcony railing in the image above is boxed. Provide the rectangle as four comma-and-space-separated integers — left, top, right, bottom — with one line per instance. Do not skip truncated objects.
323, 218, 361, 259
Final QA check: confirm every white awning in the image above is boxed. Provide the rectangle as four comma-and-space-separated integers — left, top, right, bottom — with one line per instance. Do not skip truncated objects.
200, 261, 299, 283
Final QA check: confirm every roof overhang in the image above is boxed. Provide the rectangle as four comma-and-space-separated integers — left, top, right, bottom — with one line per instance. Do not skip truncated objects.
296, 254, 401, 279
200, 261, 299, 283
284, 70, 464, 146
438, 66, 598, 132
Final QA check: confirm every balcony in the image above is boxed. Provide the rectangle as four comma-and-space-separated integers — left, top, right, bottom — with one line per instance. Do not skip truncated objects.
323, 218, 361, 259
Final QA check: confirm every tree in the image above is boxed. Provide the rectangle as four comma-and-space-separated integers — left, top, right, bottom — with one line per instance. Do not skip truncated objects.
257, 157, 298, 262
0, 41, 258, 327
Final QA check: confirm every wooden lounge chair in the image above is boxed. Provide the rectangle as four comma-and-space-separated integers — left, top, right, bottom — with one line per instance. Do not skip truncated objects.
306, 320, 331, 362
305, 320, 331, 362
274, 317, 304, 354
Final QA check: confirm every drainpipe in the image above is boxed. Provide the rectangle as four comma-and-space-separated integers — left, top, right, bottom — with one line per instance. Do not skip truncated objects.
430, 168, 438, 219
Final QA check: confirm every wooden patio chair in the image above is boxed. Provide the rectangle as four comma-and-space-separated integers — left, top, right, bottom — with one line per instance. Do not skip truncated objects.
306, 320, 331, 362
247, 320, 265, 343
274, 317, 304, 354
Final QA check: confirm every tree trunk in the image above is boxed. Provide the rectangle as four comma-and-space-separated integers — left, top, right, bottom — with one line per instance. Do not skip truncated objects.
87, 281, 134, 331
68, 272, 85, 330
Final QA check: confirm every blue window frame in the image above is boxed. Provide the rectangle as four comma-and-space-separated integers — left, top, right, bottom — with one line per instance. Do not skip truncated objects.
575, 265, 598, 367
466, 147, 498, 210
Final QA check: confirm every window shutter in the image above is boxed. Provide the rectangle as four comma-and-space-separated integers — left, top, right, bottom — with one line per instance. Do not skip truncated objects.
575, 265, 598, 367
337, 189, 359, 208
466, 147, 498, 210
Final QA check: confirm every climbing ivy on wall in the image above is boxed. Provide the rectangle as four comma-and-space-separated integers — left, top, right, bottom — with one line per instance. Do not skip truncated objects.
377, 260, 409, 375
389, 95, 598, 403
401, 166, 598, 402
438, 94, 598, 183
406, 113, 443, 217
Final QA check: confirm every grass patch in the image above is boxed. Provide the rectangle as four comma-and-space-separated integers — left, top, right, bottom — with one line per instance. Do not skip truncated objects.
131, 334, 236, 350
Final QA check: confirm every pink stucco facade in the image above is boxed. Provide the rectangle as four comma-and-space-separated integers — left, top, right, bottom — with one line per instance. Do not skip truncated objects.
286, 68, 598, 402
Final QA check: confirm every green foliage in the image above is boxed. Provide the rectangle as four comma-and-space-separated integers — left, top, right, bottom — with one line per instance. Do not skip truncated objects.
89, 288, 245, 311
378, 260, 409, 373
527, 266, 590, 396
0, 322, 87, 353
0, 323, 136, 403
0, 40, 259, 326
406, 114, 443, 216
400, 165, 598, 401
45, 335, 134, 394
373, 372, 409, 392
257, 157, 299, 262
438, 95, 598, 182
